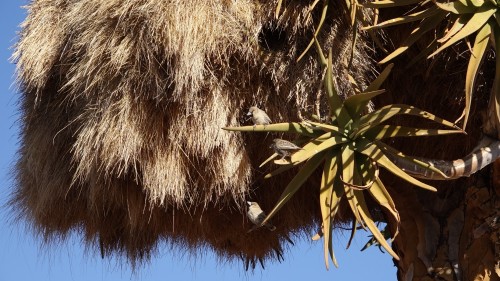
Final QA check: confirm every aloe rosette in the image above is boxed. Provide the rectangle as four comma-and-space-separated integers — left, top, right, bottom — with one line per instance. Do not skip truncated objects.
224, 43, 463, 269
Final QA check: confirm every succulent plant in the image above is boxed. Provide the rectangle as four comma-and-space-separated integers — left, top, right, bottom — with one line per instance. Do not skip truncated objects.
224, 39, 463, 269
363, 0, 500, 130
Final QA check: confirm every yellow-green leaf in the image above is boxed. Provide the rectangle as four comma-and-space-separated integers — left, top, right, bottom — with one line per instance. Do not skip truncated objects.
369, 178, 400, 239
429, 5, 496, 58
262, 152, 326, 226
223, 122, 318, 136
313, 34, 327, 65
264, 164, 295, 179
376, 141, 448, 178
363, 7, 440, 30
320, 150, 342, 269
361, 0, 422, 8
353, 104, 459, 139
438, 16, 470, 43
320, 157, 334, 270
343, 90, 386, 119
341, 145, 356, 187
302, 120, 341, 133
435, 1, 477, 14
379, 11, 447, 64
355, 190, 400, 260
356, 154, 378, 185
326, 49, 352, 128
364, 125, 464, 140
342, 146, 365, 225
345, 218, 358, 249
406, 39, 439, 67
493, 24, 500, 128
356, 141, 437, 191
297, 0, 329, 62
462, 23, 492, 129
468, 0, 486, 7
275, 0, 283, 19
365, 63, 394, 92
260, 153, 278, 168
346, 189, 364, 227
291, 135, 348, 164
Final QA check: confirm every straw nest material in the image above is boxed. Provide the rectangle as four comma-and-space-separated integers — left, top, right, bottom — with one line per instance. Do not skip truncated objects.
11, 0, 375, 265
10, 0, 489, 267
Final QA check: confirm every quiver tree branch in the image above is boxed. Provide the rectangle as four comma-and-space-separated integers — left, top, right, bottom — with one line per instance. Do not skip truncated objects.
386, 136, 500, 180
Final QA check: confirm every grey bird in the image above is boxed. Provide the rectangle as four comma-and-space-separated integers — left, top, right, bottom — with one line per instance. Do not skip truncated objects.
246, 201, 276, 232
247, 106, 271, 128
270, 138, 303, 159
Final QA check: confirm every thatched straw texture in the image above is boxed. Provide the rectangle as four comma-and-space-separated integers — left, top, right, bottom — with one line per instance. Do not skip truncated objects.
12, 0, 374, 265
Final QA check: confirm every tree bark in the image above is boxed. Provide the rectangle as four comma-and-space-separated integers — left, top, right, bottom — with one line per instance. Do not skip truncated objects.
391, 161, 499, 281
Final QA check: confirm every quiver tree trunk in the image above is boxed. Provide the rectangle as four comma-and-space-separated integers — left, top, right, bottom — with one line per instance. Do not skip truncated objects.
390, 176, 499, 281
374, 31, 500, 279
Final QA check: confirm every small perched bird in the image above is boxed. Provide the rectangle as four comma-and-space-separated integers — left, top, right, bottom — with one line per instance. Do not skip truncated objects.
247, 106, 271, 128
270, 138, 303, 159
246, 201, 276, 232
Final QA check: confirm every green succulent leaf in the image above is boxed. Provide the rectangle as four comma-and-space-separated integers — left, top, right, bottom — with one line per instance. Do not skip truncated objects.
352, 104, 459, 139
468, 0, 486, 8
428, 5, 496, 58
346, 218, 358, 249
344, 89, 386, 120
462, 22, 492, 129
376, 141, 449, 179
356, 154, 379, 185
302, 120, 342, 133
319, 150, 342, 269
361, 0, 422, 8
342, 147, 366, 226
297, 0, 329, 62
345, 188, 364, 228
264, 164, 296, 179
365, 63, 394, 92
223, 122, 318, 137
493, 24, 500, 127
325, 49, 352, 128
313, 34, 327, 65
260, 153, 279, 168
369, 178, 400, 239
435, 0, 478, 14
341, 145, 356, 187
406, 39, 439, 68
438, 16, 470, 43
275, 0, 283, 19
363, 125, 464, 141
291, 134, 349, 164
363, 6, 441, 30
356, 140, 437, 191
262, 152, 326, 226
355, 190, 400, 260
379, 11, 447, 64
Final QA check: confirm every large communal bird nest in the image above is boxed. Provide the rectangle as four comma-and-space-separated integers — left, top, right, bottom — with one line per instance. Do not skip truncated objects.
11, 0, 488, 268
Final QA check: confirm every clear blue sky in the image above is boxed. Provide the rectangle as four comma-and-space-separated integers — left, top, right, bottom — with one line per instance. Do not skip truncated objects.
0, 2, 396, 280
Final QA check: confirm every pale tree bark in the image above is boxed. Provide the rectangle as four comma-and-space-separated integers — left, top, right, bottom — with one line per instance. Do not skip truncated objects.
389, 92, 500, 281
391, 171, 498, 281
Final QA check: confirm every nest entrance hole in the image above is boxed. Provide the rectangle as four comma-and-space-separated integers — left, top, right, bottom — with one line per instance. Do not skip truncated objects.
258, 24, 287, 52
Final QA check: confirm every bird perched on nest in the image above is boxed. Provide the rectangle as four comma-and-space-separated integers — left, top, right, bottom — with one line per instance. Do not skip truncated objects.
270, 138, 303, 160
246, 201, 276, 232
247, 106, 271, 128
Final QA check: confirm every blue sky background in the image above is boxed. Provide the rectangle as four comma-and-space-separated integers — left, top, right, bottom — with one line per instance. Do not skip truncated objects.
0, 2, 396, 280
